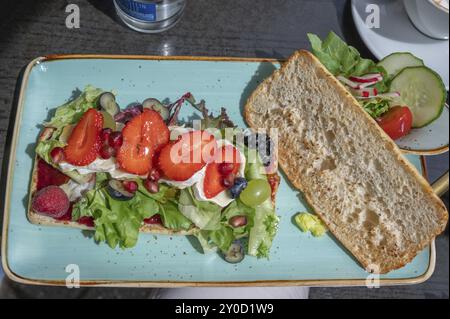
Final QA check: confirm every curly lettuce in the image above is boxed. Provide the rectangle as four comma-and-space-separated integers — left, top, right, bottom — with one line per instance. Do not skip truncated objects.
35, 138, 65, 164
361, 98, 391, 118
73, 182, 191, 249
45, 85, 104, 132
295, 212, 327, 237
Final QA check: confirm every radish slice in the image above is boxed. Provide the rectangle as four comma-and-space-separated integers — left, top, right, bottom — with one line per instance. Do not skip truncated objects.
357, 92, 401, 100
349, 73, 383, 83
338, 76, 361, 89
358, 81, 380, 89
352, 87, 379, 98
338, 74, 383, 90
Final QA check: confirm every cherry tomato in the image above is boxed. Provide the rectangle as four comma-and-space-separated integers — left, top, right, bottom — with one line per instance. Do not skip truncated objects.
376, 106, 413, 140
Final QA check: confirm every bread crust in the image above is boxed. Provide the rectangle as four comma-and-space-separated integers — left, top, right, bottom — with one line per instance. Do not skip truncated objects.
244, 50, 448, 274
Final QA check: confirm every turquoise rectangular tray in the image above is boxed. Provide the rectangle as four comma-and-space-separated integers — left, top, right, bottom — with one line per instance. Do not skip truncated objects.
1, 55, 433, 287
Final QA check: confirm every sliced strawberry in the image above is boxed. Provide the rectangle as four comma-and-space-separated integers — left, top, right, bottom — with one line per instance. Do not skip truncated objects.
146, 110, 170, 152
117, 109, 169, 175
64, 109, 103, 166
204, 145, 241, 199
36, 159, 70, 191
157, 131, 217, 181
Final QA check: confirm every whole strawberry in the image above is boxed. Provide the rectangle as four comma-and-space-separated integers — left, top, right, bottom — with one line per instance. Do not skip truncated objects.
31, 185, 70, 218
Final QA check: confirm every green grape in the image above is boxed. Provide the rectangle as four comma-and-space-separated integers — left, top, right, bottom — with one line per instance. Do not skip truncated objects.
239, 179, 271, 207
101, 111, 116, 130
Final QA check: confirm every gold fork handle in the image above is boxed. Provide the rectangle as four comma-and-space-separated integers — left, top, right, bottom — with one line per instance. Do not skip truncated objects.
432, 172, 449, 197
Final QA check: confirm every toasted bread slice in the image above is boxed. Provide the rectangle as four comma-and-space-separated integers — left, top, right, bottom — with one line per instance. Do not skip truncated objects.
244, 50, 448, 274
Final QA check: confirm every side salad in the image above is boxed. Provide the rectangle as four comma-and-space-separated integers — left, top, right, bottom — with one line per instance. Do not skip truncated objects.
30, 86, 280, 262
308, 32, 447, 140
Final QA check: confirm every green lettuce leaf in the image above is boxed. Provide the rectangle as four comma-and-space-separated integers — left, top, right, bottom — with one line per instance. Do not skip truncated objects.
45, 85, 103, 132
308, 32, 388, 91
209, 226, 234, 252
222, 199, 255, 237
178, 188, 222, 230
308, 32, 385, 78
73, 180, 192, 249
137, 181, 192, 231
71, 187, 100, 222
158, 200, 193, 231
295, 212, 328, 237
73, 187, 158, 249
194, 230, 218, 254
35, 139, 65, 164
361, 98, 391, 118
136, 180, 174, 203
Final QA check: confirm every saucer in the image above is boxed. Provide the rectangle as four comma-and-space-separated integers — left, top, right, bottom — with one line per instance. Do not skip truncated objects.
351, 0, 449, 89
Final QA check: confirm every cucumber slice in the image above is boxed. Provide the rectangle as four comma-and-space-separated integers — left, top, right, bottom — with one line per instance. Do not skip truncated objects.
378, 52, 424, 78
59, 124, 74, 144
390, 66, 446, 128
98, 92, 120, 116
101, 111, 117, 131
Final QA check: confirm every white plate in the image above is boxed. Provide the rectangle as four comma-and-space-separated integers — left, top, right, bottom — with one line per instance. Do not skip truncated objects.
396, 105, 449, 155
351, 0, 449, 89
352, 0, 449, 155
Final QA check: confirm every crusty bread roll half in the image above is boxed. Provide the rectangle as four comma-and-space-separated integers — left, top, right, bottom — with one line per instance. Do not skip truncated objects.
244, 50, 448, 274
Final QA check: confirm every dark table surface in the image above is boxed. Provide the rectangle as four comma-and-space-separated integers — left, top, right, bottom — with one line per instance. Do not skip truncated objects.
0, 0, 448, 299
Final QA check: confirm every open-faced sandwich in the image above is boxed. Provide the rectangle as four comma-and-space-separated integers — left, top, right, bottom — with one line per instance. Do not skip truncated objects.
29, 86, 280, 263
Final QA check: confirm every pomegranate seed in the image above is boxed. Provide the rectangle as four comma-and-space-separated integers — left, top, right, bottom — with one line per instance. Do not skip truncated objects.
218, 162, 235, 176
109, 131, 123, 149
78, 216, 95, 227
144, 179, 159, 194
222, 173, 236, 188
122, 180, 138, 193
101, 128, 112, 144
144, 214, 162, 225
99, 144, 115, 159
229, 215, 247, 228
148, 168, 161, 182
50, 147, 65, 164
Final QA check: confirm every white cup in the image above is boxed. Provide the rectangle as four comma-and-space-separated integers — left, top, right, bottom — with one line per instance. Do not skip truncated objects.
403, 0, 449, 40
